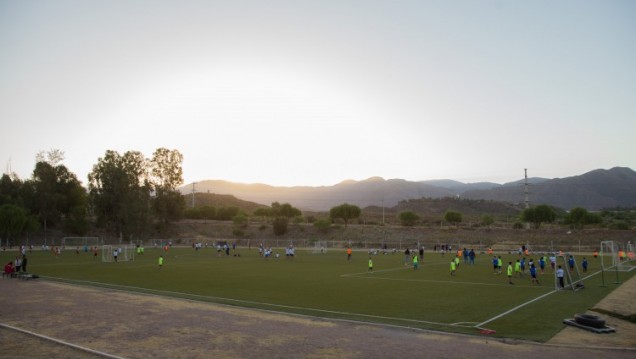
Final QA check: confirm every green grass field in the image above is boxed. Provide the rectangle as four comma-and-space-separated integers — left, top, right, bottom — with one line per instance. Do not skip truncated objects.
5, 246, 634, 342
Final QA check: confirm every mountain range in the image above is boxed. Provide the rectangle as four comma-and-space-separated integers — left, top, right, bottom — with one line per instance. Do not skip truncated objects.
180, 167, 636, 211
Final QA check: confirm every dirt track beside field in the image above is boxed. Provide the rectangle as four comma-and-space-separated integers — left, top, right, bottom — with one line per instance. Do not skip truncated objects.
0, 277, 635, 359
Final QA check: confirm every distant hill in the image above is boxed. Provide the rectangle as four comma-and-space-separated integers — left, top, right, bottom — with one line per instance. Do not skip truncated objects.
187, 192, 268, 212
180, 167, 636, 211
462, 167, 636, 210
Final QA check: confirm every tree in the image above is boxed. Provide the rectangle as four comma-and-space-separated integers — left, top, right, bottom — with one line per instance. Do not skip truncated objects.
398, 211, 419, 226
270, 202, 301, 218
481, 214, 494, 228
329, 203, 361, 227
0, 204, 28, 246
32, 158, 87, 238
521, 205, 556, 229
444, 211, 463, 226
313, 218, 331, 233
150, 148, 186, 227
272, 217, 288, 236
267, 202, 301, 236
217, 206, 240, 220
88, 150, 152, 239
150, 148, 184, 190
567, 207, 588, 229
233, 212, 248, 228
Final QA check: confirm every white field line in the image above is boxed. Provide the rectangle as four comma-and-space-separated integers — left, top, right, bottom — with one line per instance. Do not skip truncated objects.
42, 276, 461, 328
0, 322, 128, 359
476, 269, 606, 328
342, 267, 549, 289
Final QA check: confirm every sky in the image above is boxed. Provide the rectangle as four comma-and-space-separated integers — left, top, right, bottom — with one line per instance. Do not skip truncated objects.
1, 0, 634, 187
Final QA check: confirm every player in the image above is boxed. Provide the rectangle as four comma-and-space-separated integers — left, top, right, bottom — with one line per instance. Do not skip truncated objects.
514, 259, 522, 277
497, 256, 503, 274
556, 265, 565, 288
347, 247, 352, 261
539, 256, 546, 274
450, 259, 456, 276
581, 257, 588, 273
412, 254, 419, 270
158, 254, 164, 269
529, 264, 540, 285
507, 261, 514, 285
368, 257, 373, 272
492, 256, 498, 274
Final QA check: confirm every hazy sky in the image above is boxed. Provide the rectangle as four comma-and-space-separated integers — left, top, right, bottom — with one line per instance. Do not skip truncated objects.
1, 1, 634, 187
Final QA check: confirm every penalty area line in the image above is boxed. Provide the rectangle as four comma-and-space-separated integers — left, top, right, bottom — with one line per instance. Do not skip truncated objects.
477, 268, 607, 328
343, 271, 549, 289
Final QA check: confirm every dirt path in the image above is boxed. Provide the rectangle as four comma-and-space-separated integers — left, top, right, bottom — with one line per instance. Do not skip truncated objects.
1, 278, 634, 359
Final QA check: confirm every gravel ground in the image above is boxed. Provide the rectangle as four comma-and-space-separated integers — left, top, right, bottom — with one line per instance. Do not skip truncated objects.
1, 277, 635, 359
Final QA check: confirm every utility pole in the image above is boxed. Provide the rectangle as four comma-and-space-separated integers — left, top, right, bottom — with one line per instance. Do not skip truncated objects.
191, 182, 196, 208
524, 169, 530, 230
524, 168, 530, 209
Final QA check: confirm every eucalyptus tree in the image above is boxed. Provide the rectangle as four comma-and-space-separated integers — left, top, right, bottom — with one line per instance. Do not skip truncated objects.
88, 150, 152, 240
150, 148, 185, 226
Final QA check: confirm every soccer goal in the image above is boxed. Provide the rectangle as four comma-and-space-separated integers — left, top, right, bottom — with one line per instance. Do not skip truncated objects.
600, 240, 635, 272
312, 241, 328, 254
102, 245, 136, 262
62, 237, 101, 250
555, 254, 584, 292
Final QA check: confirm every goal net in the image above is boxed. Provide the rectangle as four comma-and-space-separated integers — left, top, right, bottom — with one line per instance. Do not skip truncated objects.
102, 245, 136, 262
554, 254, 584, 292
312, 241, 328, 254
62, 237, 101, 251
600, 240, 635, 272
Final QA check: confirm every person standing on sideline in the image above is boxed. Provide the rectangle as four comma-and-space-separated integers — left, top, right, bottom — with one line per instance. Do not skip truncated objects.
368, 257, 373, 272
412, 253, 419, 270
507, 261, 514, 285
347, 247, 352, 261
21, 255, 27, 272
556, 265, 565, 288
158, 255, 164, 269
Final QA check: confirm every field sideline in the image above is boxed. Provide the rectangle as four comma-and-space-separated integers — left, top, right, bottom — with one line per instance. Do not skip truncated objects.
4, 245, 634, 342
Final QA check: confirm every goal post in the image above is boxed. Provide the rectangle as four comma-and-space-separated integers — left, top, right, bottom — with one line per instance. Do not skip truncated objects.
600, 241, 618, 271
102, 244, 136, 262
62, 237, 101, 250
555, 254, 584, 292
312, 240, 328, 254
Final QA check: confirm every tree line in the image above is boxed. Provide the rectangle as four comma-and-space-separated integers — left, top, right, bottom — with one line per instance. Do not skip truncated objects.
0, 148, 186, 245
1, 148, 631, 246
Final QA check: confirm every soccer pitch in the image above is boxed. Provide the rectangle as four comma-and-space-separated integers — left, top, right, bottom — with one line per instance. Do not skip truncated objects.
12, 246, 635, 342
